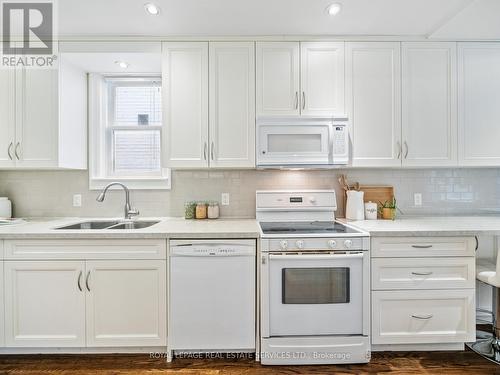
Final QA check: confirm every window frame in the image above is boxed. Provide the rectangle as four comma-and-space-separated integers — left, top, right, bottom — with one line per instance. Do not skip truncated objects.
89, 73, 171, 191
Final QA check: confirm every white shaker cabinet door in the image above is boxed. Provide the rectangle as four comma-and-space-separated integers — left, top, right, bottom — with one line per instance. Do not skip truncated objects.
209, 42, 255, 168
4, 261, 86, 347
300, 42, 345, 116
15, 68, 59, 168
256, 42, 300, 116
346, 42, 402, 167
85, 260, 167, 347
402, 42, 457, 167
458, 42, 500, 166
0, 69, 16, 167
163, 42, 209, 168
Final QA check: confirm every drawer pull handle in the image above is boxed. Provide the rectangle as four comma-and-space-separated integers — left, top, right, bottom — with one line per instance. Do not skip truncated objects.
411, 271, 433, 276
411, 314, 433, 320
411, 245, 433, 249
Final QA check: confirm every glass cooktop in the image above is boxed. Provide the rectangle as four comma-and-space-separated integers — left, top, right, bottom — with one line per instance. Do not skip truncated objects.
259, 221, 361, 235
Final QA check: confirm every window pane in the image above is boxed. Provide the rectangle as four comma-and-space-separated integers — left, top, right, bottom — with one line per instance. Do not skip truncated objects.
114, 84, 162, 126
113, 130, 161, 173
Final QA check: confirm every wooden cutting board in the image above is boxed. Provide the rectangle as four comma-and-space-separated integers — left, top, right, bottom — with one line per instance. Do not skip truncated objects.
343, 185, 394, 218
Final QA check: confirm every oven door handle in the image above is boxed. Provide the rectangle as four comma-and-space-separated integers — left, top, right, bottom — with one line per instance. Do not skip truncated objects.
269, 253, 364, 261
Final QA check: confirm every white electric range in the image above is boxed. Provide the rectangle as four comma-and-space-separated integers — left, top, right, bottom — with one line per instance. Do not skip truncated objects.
257, 190, 371, 365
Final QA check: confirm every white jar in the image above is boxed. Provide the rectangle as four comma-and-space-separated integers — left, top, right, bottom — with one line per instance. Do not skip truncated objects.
0, 197, 12, 218
208, 202, 220, 219
364, 201, 378, 220
345, 191, 365, 220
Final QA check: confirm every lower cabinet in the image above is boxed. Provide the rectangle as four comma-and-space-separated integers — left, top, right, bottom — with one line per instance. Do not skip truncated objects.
3, 258, 166, 348
86, 260, 166, 347
371, 236, 476, 348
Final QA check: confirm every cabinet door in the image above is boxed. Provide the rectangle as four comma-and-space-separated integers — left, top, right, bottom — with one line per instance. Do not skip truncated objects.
209, 42, 255, 168
0, 261, 4, 347
163, 42, 209, 168
346, 42, 402, 167
4, 261, 86, 347
402, 42, 457, 167
85, 260, 166, 347
300, 42, 345, 115
256, 42, 300, 115
458, 43, 500, 166
0, 70, 16, 168
15, 68, 59, 168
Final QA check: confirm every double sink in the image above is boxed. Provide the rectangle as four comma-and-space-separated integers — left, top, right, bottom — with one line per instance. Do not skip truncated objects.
56, 220, 160, 230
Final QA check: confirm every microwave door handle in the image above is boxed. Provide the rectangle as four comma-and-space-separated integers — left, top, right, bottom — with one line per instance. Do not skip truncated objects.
269, 253, 364, 261
328, 124, 334, 164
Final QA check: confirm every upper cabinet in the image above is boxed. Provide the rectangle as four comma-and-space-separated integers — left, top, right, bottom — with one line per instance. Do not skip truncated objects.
402, 42, 457, 167
0, 58, 87, 170
300, 42, 344, 115
163, 41, 256, 169
256, 41, 345, 116
163, 42, 209, 169
458, 42, 500, 166
256, 42, 300, 115
209, 42, 255, 168
346, 42, 401, 167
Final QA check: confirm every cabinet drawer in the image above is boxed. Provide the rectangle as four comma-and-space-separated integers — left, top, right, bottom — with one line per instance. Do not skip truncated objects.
4, 239, 167, 260
371, 236, 475, 258
372, 290, 475, 345
372, 257, 475, 290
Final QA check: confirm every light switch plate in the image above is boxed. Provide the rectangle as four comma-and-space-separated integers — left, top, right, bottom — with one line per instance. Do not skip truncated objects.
221, 193, 230, 206
73, 194, 82, 207
414, 193, 422, 207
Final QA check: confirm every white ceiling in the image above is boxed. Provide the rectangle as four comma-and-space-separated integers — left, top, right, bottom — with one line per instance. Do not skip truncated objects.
56, 0, 500, 39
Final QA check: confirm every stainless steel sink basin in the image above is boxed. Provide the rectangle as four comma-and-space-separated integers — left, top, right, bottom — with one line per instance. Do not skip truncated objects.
56, 220, 160, 230
107, 221, 160, 230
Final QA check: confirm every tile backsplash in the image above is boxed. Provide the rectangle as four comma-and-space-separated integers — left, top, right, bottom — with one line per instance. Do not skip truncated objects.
0, 168, 499, 218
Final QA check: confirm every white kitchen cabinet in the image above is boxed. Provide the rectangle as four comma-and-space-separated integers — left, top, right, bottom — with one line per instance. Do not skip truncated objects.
402, 42, 457, 167
372, 289, 475, 345
15, 68, 59, 168
0, 260, 4, 347
163, 42, 209, 168
4, 261, 86, 347
0, 70, 16, 168
458, 42, 500, 166
256, 41, 345, 116
346, 42, 402, 167
0, 56, 86, 170
85, 260, 167, 347
256, 42, 300, 115
209, 42, 255, 168
300, 42, 344, 115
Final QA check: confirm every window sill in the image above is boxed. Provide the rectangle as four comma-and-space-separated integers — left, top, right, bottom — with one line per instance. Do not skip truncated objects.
89, 174, 171, 191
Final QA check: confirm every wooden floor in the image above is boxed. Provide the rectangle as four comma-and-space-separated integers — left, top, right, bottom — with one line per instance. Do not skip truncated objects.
0, 351, 498, 375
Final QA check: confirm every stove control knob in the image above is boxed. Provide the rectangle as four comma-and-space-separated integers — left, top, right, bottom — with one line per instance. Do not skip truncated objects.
279, 240, 288, 250
328, 240, 337, 249
296, 240, 304, 249
344, 239, 353, 249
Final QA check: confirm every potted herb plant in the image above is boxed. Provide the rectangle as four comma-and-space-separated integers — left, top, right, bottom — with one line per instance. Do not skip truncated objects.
379, 197, 399, 220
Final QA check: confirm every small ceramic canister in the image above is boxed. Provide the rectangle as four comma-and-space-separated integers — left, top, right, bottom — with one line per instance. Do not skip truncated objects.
0, 197, 12, 218
364, 201, 378, 220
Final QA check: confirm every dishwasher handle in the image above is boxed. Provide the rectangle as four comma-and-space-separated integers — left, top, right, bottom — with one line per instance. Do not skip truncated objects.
170, 246, 255, 257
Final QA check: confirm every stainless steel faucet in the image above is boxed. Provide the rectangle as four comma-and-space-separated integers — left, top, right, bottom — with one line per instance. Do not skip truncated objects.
96, 182, 140, 220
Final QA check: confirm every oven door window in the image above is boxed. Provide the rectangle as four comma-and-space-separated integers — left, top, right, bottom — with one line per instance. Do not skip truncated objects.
282, 267, 349, 304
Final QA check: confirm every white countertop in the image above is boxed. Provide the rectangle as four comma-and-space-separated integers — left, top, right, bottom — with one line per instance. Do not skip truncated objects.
342, 216, 500, 237
0, 217, 261, 239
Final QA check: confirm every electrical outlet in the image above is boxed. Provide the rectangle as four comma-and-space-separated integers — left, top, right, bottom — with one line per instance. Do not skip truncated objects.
414, 193, 422, 207
73, 194, 82, 207
221, 193, 230, 206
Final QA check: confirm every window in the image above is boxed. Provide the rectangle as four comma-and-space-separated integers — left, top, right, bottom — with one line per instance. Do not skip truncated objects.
89, 75, 170, 190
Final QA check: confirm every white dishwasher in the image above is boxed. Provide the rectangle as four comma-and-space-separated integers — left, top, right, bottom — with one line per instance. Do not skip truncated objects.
169, 239, 256, 351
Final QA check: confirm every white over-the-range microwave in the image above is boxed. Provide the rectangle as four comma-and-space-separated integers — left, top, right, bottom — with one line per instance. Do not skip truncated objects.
256, 116, 349, 169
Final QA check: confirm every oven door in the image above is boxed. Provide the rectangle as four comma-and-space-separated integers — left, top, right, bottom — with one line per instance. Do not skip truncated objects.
257, 123, 332, 166
266, 252, 364, 337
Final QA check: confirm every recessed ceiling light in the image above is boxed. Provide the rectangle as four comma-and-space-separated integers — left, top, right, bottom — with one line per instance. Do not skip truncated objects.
326, 3, 342, 16
115, 61, 129, 69
144, 2, 160, 15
